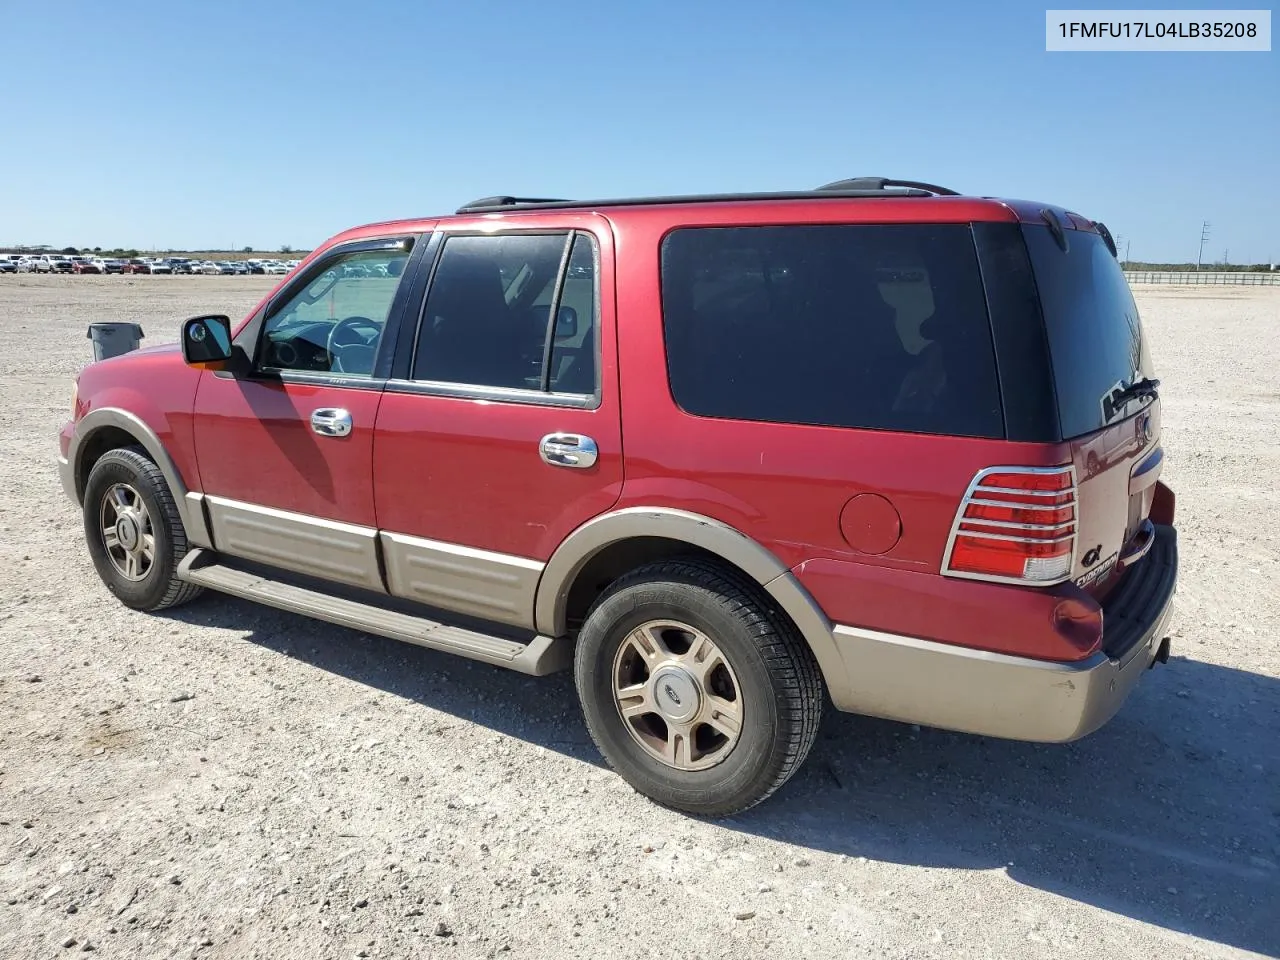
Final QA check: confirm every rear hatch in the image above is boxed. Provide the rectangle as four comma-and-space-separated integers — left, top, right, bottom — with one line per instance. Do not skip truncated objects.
1020, 221, 1163, 596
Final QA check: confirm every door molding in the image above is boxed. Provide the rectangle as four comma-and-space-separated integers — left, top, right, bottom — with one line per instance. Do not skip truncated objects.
379, 531, 543, 629
204, 495, 384, 593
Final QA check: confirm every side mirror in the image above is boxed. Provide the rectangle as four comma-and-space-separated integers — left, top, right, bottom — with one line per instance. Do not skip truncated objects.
553, 305, 578, 339
181, 314, 234, 366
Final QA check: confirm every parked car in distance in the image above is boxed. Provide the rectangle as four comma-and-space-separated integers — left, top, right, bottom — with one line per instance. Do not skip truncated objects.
123, 258, 152, 274
57, 177, 1179, 817
72, 259, 105, 274
50, 257, 74, 273
196, 261, 221, 275
102, 259, 126, 274
0, 258, 16, 274
263, 262, 289, 275
17, 256, 47, 273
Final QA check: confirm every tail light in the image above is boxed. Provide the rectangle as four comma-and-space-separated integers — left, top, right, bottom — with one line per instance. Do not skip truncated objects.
943, 466, 1077, 585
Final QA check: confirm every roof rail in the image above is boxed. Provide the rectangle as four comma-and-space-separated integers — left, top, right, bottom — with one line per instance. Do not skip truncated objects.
455, 195, 572, 214
453, 186, 951, 215
814, 177, 961, 197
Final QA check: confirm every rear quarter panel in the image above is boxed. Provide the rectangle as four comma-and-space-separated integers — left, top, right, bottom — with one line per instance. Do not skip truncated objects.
609, 207, 1061, 566
607, 202, 1095, 661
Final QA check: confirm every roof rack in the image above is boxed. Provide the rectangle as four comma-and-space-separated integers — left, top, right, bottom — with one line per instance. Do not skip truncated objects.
814, 177, 961, 196
455, 195, 572, 213
453, 178, 963, 215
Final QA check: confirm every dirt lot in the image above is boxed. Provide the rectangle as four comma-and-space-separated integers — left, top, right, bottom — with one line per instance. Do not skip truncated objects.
1, 276, 1277, 960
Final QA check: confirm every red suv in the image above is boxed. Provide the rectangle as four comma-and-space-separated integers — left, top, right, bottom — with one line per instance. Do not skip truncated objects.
58, 178, 1178, 816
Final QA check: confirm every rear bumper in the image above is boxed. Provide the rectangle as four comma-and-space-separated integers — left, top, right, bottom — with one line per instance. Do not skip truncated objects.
827, 524, 1178, 742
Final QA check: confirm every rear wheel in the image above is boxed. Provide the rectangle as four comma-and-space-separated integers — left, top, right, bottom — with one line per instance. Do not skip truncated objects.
82, 446, 203, 612
574, 559, 823, 817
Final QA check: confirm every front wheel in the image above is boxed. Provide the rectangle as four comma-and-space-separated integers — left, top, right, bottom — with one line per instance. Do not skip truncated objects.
82, 446, 203, 612
574, 559, 824, 817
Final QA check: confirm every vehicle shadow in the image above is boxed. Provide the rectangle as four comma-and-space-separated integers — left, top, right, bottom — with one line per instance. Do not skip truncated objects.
163, 597, 1280, 957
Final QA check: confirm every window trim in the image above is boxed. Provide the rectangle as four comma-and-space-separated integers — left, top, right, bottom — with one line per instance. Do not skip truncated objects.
383, 378, 598, 409
539, 235, 575, 392
232, 234, 421, 387
399, 228, 603, 410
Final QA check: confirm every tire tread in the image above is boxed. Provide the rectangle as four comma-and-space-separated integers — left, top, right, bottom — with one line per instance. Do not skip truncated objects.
578, 557, 824, 816
86, 446, 203, 611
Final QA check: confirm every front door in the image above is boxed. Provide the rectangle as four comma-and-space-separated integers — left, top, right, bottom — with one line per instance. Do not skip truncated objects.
372, 219, 622, 627
192, 238, 419, 592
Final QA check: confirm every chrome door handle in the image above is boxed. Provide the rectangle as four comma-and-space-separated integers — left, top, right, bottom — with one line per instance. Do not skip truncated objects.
310, 407, 353, 437
539, 433, 598, 469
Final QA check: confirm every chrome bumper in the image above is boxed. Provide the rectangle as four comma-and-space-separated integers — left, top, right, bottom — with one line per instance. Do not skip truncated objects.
828, 525, 1179, 743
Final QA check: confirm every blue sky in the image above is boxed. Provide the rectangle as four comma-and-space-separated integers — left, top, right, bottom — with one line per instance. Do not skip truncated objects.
1, 0, 1275, 261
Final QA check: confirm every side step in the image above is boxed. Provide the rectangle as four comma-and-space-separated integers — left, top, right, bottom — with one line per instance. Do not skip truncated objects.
176, 549, 571, 676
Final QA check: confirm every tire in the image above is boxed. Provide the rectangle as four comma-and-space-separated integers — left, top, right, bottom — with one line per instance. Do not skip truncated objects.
574, 558, 823, 817
82, 446, 203, 612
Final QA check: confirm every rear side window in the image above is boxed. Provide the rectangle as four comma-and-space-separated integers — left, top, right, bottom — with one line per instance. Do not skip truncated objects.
660, 224, 1003, 438
1022, 224, 1153, 439
411, 232, 599, 397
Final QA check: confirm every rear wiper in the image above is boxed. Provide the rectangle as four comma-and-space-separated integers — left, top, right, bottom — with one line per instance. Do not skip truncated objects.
1113, 377, 1161, 405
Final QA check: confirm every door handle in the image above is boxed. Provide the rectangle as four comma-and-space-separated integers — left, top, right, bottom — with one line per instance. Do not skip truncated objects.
539, 433, 598, 469
310, 407, 353, 437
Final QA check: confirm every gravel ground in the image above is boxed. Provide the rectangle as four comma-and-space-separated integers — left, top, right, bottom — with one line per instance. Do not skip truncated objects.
1, 276, 1277, 960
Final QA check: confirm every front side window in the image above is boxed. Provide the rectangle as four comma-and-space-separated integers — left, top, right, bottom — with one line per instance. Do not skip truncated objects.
259, 245, 411, 377
411, 232, 599, 396
660, 224, 1004, 438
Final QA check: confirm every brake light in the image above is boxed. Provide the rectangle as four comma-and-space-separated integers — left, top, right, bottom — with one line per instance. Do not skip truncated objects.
943, 466, 1077, 585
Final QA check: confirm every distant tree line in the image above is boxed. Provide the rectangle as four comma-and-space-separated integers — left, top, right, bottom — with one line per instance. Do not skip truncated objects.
1121, 261, 1277, 272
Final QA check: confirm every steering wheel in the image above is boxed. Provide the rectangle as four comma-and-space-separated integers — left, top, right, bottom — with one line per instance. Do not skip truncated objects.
327, 316, 381, 374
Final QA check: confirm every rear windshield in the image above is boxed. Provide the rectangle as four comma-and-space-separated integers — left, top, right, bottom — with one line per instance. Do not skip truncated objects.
1022, 224, 1153, 439
660, 224, 1004, 438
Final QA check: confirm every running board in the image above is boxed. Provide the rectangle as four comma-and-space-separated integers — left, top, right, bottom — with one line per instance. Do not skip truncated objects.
176, 549, 571, 676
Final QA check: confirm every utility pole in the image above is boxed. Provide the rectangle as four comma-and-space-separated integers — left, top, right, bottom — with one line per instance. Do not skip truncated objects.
1197, 221, 1211, 270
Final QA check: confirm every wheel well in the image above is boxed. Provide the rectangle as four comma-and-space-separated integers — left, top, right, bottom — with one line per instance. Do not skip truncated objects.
563, 536, 766, 635
76, 426, 140, 497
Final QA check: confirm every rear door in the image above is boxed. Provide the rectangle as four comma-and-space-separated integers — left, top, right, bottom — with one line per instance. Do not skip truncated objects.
371, 217, 622, 628
1019, 222, 1163, 592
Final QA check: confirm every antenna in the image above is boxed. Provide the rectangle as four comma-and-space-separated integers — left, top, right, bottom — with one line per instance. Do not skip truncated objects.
1197, 221, 1211, 271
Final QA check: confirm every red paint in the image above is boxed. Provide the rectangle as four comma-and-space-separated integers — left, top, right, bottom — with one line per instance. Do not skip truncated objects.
794, 556, 1099, 661
839, 494, 902, 555
73, 342, 205, 493
192, 376, 383, 526
372, 392, 623, 558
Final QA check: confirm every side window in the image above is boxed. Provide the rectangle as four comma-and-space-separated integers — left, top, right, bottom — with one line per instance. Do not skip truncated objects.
259, 246, 410, 377
660, 225, 1003, 438
411, 232, 599, 398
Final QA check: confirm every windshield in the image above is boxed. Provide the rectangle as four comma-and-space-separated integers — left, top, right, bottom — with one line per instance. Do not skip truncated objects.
1022, 224, 1154, 439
